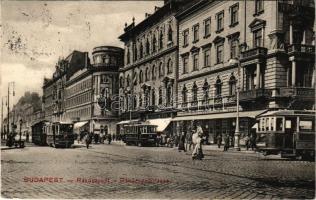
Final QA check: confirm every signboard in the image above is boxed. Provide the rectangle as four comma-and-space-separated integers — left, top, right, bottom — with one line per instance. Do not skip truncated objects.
285, 120, 292, 129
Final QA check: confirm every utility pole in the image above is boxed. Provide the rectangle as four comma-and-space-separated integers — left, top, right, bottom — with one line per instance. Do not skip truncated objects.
7, 82, 15, 138
1, 97, 3, 139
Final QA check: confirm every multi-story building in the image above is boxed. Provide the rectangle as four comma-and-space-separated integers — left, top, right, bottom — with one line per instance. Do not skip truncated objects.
64, 46, 123, 135
172, 0, 315, 144
118, 0, 196, 134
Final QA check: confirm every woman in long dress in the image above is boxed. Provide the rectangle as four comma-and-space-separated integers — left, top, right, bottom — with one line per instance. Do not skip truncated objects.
178, 132, 186, 152
192, 130, 204, 160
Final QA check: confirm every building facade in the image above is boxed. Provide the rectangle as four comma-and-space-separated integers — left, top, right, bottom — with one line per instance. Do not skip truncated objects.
64, 46, 123, 135
118, 0, 196, 133
173, 0, 315, 144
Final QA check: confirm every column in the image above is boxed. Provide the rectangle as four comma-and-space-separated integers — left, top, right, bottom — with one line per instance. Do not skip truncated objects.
291, 60, 296, 86
289, 23, 293, 44
256, 63, 261, 89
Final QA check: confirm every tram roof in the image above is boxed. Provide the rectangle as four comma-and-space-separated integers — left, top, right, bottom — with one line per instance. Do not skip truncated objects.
258, 110, 316, 117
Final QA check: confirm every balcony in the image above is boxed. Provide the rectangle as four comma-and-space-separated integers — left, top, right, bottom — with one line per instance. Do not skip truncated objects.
239, 88, 272, 101
278, 87, 315, 100
287, 44, 315, 57
240, 47, 268, 62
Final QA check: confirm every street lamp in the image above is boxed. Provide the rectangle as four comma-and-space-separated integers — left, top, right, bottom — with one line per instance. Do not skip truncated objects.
19, 118, 23, 143
229, 58, 241, 151
7, 82, 15, 138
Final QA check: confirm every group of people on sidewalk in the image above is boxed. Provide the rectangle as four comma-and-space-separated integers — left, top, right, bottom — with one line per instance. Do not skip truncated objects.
77, 129, 114, 149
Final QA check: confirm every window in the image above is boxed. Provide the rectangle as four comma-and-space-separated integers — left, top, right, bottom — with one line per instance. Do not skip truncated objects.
146, 38, 150, 55
133, 42, 137, 61
202, 79, 209, 101
215, 77, 222, 96
139, 70, 143, 83
230, 4, 239, 26
183, 29, 189, 47
276, 118, 283, 131
167, 59, 173, 74
299, 119, 314, 131
255, 0, 264, 15
152, 35, 157, 53
229, 75, 236, 96
159, 30, 164, 49
139, 42, 143, 59
168, 25, 173, 42
204, 18, 211, 37
193, 53, 199, 71
133, 72, 137, 85
182, 85, 188, 103
166, 86, 172, 106
159, 62, 163, 77
204, 49, 211, 67
193, 24, 199, 42
126, 75, 130, 87
270, 118, 274, 131
216, 43, 224, 64
120, 77, 124, 88
183, 56, 188, 74
126, 48, 130, 64
253, 29, 262, 47
216, 11, 224, 32
192, 82, 198, 102
145, 67, 149, 81
139, 94, 142, 107
230, 38, 239, 58
152, 65, 156, 80
152, 90, 156, 106
158, 87, 163, 105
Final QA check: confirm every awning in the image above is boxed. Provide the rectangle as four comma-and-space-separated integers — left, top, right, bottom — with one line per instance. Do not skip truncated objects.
116, 119, 139, 125
145, 118, 172, 132
172, 110, 267, 121
74, 121, 89, 129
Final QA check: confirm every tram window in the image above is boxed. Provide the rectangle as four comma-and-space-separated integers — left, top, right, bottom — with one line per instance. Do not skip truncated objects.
265, 118, 269, 131
261, 118, 265, 131
276, 118, 283, 131
299, 120, 313, 131
270, 118, 274, 131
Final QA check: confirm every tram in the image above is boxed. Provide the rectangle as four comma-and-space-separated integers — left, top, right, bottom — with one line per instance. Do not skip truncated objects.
45, 122, 75, 148
31, 120, 49, 146
122, 123, 158, 146
256, 110, 315, 159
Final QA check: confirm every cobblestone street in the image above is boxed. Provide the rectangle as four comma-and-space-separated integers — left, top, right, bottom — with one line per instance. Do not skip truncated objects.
1, 143, 315, 199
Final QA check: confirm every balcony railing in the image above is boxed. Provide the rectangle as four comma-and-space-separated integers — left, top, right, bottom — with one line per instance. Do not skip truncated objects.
239, 88, 272, 101
278, 87, 315, 99
287, 44, 315, 55
240, 47, 268, 60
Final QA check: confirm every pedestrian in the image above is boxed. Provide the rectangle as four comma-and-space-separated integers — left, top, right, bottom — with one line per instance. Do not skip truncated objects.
174, 133, 179, 147
100, 132, 105, 144
250, 132, 257, 151
26, 131, 29, 142
94, 133, 99, 144
178, 132, 186, 152
192, 130, 204, 160
107, 134, 112, 144
244, 134, 250, 150
217, 134, 222, 148
185, 130, 193, 151
156, 134, 161, 147
223, 134, 230, 151
85, 132, 92, 149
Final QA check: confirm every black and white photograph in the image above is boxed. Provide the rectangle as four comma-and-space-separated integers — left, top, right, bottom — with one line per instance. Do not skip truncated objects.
0, 0, 315, 199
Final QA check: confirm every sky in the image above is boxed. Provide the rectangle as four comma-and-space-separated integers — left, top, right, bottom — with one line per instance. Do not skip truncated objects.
0, 0, 163, 116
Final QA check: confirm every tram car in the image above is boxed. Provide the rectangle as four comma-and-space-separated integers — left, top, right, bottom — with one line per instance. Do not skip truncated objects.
122, 123, 158, 146
31, 120, 49, 146
256, 110, 315, 159
45, 122, 75, 148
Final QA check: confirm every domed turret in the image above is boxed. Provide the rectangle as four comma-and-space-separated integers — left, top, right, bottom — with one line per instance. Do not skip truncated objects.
92, 46, 124, 70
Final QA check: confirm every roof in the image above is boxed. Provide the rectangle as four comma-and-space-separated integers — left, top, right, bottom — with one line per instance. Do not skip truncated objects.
258, 110, 316, 117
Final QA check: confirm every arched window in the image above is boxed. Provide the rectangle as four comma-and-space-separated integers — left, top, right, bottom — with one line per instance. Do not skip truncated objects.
152, 35, 157, 52
133, 42, 137, 61
202, 79, 210, 101
126, 74, 130, 87
192, 82, 198, 102
139, 94, 142, 107
229, 74, 237, 96
215, 77, 222, 97
159, 30, 164, 49
167, 59, 173, 74
146, 38, 150, 55
139, 42, 143, 59
159, 62, 164, 77
139, 70, 143, 83
166, 85, 172, 106
182, 85, 188, 103
152, 65, 156, 80
158, 87, 163, 105
168, 25, 173, 42
145, 67, 149, 81
152, 89, 156, 106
